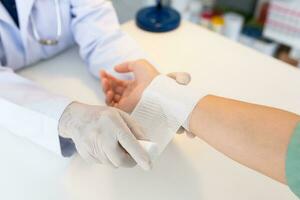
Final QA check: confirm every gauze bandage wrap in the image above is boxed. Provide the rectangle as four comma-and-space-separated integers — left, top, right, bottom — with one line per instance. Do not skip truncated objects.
131, 75, 204, 159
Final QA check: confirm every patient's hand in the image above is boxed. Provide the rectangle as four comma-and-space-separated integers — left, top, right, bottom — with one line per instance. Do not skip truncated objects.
100, 60, 159, 113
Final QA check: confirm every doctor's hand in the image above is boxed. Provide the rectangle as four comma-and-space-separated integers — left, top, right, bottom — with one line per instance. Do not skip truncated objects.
100, 59, 191, 113
58, 102, 152, 170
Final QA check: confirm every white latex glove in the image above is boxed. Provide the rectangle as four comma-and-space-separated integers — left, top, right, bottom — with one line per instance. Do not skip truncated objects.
167, 72, 196, 138
58, 102, 152, 170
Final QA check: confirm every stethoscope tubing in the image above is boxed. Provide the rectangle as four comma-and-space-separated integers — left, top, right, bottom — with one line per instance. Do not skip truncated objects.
30, 0, 62, 45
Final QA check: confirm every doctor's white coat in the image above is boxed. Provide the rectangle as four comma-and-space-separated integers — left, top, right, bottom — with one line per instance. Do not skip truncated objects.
0, 0, 144, 156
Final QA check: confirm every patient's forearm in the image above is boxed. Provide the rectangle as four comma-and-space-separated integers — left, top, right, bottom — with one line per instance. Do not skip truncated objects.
189, 95, 300, 183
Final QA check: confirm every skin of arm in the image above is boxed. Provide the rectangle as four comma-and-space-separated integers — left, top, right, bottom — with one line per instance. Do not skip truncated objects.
100, 60, 300, 183
189, 95, 300, 183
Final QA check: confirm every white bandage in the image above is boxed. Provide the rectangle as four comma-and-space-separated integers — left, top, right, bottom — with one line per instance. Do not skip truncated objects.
131, 75, 204, 159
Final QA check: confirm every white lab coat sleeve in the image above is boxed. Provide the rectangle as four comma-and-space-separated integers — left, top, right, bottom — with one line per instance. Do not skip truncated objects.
70, 0, 147, 79
131, 75, 206, 156
0, 67, 75, 156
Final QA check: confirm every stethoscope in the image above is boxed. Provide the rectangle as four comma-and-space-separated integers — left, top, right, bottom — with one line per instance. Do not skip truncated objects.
30, 0, 62, 45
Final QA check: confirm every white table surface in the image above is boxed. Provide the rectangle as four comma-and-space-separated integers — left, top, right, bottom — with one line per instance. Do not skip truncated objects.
1, 21, 300, 200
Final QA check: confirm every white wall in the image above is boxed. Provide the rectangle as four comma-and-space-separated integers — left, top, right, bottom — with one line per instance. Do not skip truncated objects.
113, 0, 268, 23
112, 0, 153, 23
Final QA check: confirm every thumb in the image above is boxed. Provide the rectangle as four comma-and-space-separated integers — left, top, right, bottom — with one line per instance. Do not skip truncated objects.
115, 62, 141, 77
167, 72, 191, 85
115, 62, 132, 72
115, 61, 152, 82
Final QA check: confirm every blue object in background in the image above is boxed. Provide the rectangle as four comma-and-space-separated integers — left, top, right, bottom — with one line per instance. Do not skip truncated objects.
136, 0, 181, 33
242, 25, 263, 39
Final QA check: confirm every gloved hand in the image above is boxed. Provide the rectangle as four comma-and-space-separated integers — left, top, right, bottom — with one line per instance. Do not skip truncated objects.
100, 59, 195, 138
58, 102, 152, 170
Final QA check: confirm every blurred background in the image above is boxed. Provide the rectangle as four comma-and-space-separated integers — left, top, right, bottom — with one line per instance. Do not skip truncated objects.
112, 0, 300, 68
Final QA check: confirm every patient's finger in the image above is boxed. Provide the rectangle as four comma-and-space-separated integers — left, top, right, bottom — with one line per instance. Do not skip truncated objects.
104, 71, 122, 82
105, 72, 117, 80
106, 90, 114, 105
114, 102, 119, 108
104, 70, 129, 87
99, 70, 107, 79
110, 76, 127, 87
114, 94, 121, 102
115, 62, 132, 73
110, 101, 116, 106
102, 78, 109, 93
106, 77, 123, 91
115, 86, 125, 95
100, 71, 113, 88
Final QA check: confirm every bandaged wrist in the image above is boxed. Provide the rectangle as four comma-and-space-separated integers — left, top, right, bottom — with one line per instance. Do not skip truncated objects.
131, 75, 204, 157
